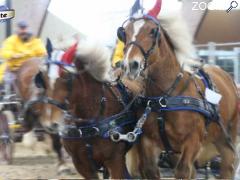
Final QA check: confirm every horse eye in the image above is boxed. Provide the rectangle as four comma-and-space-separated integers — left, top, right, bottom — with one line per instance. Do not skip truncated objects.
150, 29, 157, 37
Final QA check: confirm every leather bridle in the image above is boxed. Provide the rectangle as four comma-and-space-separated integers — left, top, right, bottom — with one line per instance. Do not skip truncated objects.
117, 15, 161, 70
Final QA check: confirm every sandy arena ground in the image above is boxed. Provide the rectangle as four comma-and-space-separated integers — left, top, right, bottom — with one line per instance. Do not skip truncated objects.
0, 141, 82, 179
0, 138, 237, 179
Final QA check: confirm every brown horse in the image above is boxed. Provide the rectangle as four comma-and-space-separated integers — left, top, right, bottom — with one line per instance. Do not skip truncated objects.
4, 58, 71, 174
29, 41, 141, 179
120, 10, 239, 179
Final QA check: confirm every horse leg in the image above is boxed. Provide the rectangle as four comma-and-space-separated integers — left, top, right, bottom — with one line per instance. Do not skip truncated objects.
126, 144, 140, 177
138, 136, 161, 178
71, 155, 99, 179
215, 142, 235, 178
62, 141, 99, 178
50, 134, 71, 175
175, 131, 202, 179
214, 112, 238, 178
105, 153, 130, 179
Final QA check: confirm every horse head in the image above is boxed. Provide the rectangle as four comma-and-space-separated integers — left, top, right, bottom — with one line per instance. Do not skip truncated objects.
119, 0, 163, 80
30, 47, 75, 132
120, 0, 200, 80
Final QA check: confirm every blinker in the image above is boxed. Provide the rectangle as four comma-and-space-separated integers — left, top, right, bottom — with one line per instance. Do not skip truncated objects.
34, 71, 46, 89
117, 27, 126, 43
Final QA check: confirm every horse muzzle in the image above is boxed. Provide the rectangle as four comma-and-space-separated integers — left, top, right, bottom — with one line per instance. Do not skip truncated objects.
126, 60, 142, 80
41, 121, 59, 134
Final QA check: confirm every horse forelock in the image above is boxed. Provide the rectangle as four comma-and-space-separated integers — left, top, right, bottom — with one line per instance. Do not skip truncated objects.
75, 40, 112, 82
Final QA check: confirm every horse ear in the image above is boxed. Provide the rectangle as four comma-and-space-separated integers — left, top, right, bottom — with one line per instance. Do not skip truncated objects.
46, 38, 53, 59
34, 71, 46, 89
147, 0, 162, 18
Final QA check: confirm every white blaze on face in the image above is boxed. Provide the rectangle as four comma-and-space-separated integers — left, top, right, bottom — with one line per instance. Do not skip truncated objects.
48, 50, 65, 90
124, 19, 145, 67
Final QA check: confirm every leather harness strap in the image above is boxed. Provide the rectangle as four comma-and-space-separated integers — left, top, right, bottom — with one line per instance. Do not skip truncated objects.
157, 114, 175, 153
137, 96, 216, 119
138, 68, 235, 154
60, 111, 136, 139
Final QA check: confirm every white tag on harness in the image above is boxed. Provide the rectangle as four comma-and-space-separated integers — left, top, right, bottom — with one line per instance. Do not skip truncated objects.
205, 88, 222, 105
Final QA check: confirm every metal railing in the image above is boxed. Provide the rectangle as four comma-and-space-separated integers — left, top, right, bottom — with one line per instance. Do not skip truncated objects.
195, 42, 240, 84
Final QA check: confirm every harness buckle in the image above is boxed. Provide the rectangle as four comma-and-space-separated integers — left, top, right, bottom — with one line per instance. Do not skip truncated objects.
147, 100, 152, 107
101, 97, 107, 102
78, 129, 83, 137
109, 131, 121, 142
92, 127, 100, 136
159, 97, 167, 107
178, 72, 184, 78
64, 111, 72, 121
126, 132, 137, 142
183, 99, 190, 104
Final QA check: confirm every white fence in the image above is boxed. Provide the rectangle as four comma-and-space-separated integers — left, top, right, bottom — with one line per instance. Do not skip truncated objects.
196, 42, 240, 84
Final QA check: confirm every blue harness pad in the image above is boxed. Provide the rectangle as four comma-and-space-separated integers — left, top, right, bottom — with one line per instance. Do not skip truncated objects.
60, 111, 136, 139
60, 82, 136, 139
137, 96, 216, 119
137, 69, 219, 120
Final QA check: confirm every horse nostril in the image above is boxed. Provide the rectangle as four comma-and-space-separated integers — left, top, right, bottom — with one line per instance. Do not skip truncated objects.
51, 123, 58, 129
129, 61, 139, 71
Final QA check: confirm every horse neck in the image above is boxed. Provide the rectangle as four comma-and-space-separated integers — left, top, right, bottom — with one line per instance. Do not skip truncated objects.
72, 72, 122, 119
146, 34, 181, 96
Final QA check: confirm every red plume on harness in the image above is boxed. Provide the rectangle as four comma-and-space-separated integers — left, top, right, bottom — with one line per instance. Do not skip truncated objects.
147, 0, 162, 18
61, 42, 78, 64
59, 42, 78, 75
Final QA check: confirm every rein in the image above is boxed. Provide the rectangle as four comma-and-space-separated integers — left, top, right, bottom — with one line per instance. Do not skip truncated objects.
143, 68, 184, 97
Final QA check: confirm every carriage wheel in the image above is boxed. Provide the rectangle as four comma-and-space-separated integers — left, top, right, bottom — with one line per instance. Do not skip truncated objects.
0, 113, 14, 164
0, 139, 13, 164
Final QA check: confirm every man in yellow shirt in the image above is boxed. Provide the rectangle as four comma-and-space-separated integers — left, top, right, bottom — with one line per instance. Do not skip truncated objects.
0, 21, 46, 96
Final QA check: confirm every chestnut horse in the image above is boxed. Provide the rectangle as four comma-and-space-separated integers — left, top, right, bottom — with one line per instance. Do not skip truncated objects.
5, 58, 71, 174
27, 41, 141, 179
120, 11, 239, 179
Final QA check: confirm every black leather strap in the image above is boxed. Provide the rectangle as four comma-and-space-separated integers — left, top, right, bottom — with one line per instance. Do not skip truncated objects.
136, 96, 216, 119
24, 97, 67, 111
157, 115, 174, 153
60, 111, 136, 139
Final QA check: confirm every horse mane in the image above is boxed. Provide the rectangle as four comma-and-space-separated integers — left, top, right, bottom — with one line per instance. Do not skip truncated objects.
158, 12, 201, 70
75, 39, 112, 82
54, 37, 112, 82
